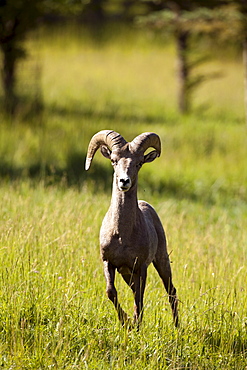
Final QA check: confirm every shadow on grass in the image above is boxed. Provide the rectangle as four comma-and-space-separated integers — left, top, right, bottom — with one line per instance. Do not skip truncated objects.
140, 173, 247, 205
44, 102, 177, 126
1, 160, 245, 205
0, 163, 210, 205
0, 148, 245, 205
0, 151, 113, 192
0, 96, 175, 128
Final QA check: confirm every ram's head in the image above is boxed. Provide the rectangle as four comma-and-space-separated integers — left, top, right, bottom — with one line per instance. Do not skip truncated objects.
85, 130, 161, 192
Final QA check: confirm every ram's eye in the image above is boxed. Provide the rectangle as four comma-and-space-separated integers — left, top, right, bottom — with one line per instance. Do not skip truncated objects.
111, 159, 118, 166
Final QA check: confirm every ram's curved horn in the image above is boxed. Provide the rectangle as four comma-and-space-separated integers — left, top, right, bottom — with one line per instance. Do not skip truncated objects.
130, 132, 161, 156
85, 130, 127, 170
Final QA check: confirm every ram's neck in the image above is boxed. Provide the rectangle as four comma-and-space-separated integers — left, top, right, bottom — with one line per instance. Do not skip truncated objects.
109, 178, 139, 236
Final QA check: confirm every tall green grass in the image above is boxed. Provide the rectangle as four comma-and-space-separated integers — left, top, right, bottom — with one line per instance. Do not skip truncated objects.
0, 182, 246, 369
0, 24, 247, 369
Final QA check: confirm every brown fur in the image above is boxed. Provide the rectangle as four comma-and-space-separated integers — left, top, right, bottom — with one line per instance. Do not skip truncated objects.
86, 131, 178, 327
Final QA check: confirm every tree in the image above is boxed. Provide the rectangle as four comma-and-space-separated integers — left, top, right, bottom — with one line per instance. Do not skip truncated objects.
232, 0, 247, 125
0, 0, 87, 116
0, 0, 43, 114
138, 1, 230, 113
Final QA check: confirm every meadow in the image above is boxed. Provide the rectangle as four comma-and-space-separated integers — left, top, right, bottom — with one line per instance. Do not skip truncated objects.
0, 24, 247, 369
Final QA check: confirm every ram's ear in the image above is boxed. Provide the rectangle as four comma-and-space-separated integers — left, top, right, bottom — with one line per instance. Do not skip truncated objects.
100, 145, 112, 159
144, 150, 159, 163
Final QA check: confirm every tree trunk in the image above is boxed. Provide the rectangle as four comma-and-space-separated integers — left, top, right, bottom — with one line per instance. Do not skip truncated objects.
238, 1, 247, 126
176, 29, 190, 114
83, 0, 105, 21
243, 36, 247, 127
1, 44, 17, 115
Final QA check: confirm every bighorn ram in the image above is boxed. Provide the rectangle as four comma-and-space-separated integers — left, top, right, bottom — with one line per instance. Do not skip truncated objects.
85, 130, 178, 327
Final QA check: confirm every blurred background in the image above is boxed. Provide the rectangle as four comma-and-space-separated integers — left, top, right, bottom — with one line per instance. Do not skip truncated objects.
0, 0, 246, 202
1, 4, 247, 367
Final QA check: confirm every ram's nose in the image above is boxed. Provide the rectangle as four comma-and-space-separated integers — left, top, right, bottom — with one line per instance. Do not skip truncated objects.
118, 177, 132, 191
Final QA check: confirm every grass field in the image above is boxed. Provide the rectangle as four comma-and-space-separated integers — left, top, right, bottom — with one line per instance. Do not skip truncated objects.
0, 24, 247, 369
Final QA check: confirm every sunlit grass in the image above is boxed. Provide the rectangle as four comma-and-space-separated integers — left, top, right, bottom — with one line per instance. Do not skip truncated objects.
22, 24, 244, 118
0, 182, 246, 368
0, 24, 247, 369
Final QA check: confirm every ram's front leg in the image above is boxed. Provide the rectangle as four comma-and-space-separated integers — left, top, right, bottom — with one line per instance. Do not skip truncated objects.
103, 261, 129, 325
132, 265, 147, 327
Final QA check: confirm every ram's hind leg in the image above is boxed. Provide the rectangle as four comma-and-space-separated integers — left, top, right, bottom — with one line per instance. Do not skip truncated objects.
153, 253, 179, 327
103, 261, 129, 325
